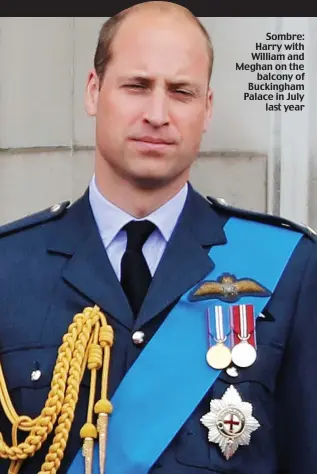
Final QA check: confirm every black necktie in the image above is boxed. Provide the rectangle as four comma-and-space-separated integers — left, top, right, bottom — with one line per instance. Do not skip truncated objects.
120, 220, 156, 316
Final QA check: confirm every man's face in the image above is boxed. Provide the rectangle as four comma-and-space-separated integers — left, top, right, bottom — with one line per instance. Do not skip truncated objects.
86, 12, 212, 189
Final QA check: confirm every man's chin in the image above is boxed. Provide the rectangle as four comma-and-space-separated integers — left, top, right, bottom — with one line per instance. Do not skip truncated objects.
132, 174, 171, 190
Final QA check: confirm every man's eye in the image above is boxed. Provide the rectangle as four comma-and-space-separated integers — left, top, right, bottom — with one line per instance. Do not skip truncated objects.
124, 84, 146, 89
174, 89, 192, 96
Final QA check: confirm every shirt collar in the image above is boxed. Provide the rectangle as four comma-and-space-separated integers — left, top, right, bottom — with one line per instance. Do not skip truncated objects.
89, 175, 188, 248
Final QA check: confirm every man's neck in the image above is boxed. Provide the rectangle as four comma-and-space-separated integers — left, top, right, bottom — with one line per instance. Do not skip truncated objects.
94, 169, 189, 218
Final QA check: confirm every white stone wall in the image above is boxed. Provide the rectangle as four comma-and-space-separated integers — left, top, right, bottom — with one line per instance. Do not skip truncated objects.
0, 17, 314, 228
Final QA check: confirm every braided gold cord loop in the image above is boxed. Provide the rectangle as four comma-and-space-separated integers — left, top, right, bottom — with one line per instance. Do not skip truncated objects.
88, 344, 103, 370
99, 325, 114, 348
0, 305, 113, 474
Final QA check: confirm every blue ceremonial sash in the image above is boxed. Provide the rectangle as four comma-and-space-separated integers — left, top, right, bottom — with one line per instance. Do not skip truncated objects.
67, 217, 302, 474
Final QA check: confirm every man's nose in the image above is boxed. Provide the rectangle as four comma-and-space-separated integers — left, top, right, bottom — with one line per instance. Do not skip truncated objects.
143, 89, 170, 127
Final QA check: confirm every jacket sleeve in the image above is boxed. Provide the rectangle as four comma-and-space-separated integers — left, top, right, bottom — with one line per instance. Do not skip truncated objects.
275, 237, 317, 473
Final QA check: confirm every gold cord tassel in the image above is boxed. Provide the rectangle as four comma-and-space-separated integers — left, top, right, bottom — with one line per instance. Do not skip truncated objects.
80, 321, 102, 474
94, 323, 114, 474
82, 437, 94, 474
94, 400, 113, 474
0, 305, 114, 474
97, 413, 108, 474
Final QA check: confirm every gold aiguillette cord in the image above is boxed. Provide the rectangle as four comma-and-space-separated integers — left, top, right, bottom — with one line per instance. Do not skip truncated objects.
80, 310, 114, 474
0, 305, 114, 474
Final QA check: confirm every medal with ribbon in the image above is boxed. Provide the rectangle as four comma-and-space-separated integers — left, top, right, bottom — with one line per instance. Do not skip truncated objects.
230, 304, 257, 368
206, 305, 232, 369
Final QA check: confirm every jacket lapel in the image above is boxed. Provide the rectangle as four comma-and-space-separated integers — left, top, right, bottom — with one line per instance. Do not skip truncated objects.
135, 185, 227, 329
47, 191, 135, 329
47, 185, 228, 332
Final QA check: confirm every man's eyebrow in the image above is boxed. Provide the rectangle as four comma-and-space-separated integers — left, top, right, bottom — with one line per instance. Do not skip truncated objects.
118, 75, 201, 93
119, 75, 151, 83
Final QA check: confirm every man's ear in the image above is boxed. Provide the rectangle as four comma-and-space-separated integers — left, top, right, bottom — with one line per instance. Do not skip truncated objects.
85, 69, 100, 116
203, 87, 213, 132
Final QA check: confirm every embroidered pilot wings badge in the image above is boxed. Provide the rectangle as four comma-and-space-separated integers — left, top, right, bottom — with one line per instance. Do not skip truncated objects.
189, 273, 271, 303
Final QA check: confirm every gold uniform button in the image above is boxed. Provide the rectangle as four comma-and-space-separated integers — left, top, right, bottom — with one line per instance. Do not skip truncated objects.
132, 331, 145, 345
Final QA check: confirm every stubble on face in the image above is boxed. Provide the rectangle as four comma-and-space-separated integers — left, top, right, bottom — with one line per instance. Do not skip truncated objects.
90, 3, 212, 212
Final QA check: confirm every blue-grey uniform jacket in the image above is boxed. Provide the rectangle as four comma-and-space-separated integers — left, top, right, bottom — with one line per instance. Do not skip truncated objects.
1, 183, 317, 474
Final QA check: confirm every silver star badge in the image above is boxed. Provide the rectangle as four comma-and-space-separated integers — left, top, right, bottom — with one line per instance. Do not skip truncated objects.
200, 385, 260, 459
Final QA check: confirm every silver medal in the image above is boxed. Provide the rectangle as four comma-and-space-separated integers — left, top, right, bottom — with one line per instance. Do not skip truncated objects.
231, 304, 257, 368
231, 340, 257, 368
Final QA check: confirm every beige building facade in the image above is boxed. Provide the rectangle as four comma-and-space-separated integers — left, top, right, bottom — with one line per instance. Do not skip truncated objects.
0, 17, 316, 229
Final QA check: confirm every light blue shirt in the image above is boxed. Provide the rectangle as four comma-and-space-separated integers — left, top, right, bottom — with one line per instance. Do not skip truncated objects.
88, 175, 188, 280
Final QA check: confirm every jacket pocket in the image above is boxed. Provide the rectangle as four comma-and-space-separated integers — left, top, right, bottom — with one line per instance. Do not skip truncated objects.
0, 345, 90, 423
175, 344, 283, 473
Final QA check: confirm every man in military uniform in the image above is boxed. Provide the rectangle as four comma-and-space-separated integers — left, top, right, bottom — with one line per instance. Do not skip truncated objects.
1, 2, 317, 474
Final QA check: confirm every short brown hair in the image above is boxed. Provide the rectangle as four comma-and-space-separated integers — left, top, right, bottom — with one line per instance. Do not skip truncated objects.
93, 2, 214, 85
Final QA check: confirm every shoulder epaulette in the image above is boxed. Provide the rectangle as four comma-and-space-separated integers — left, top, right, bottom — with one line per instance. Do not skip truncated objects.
206, 196, 317, 241
0, 200, 70, 238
